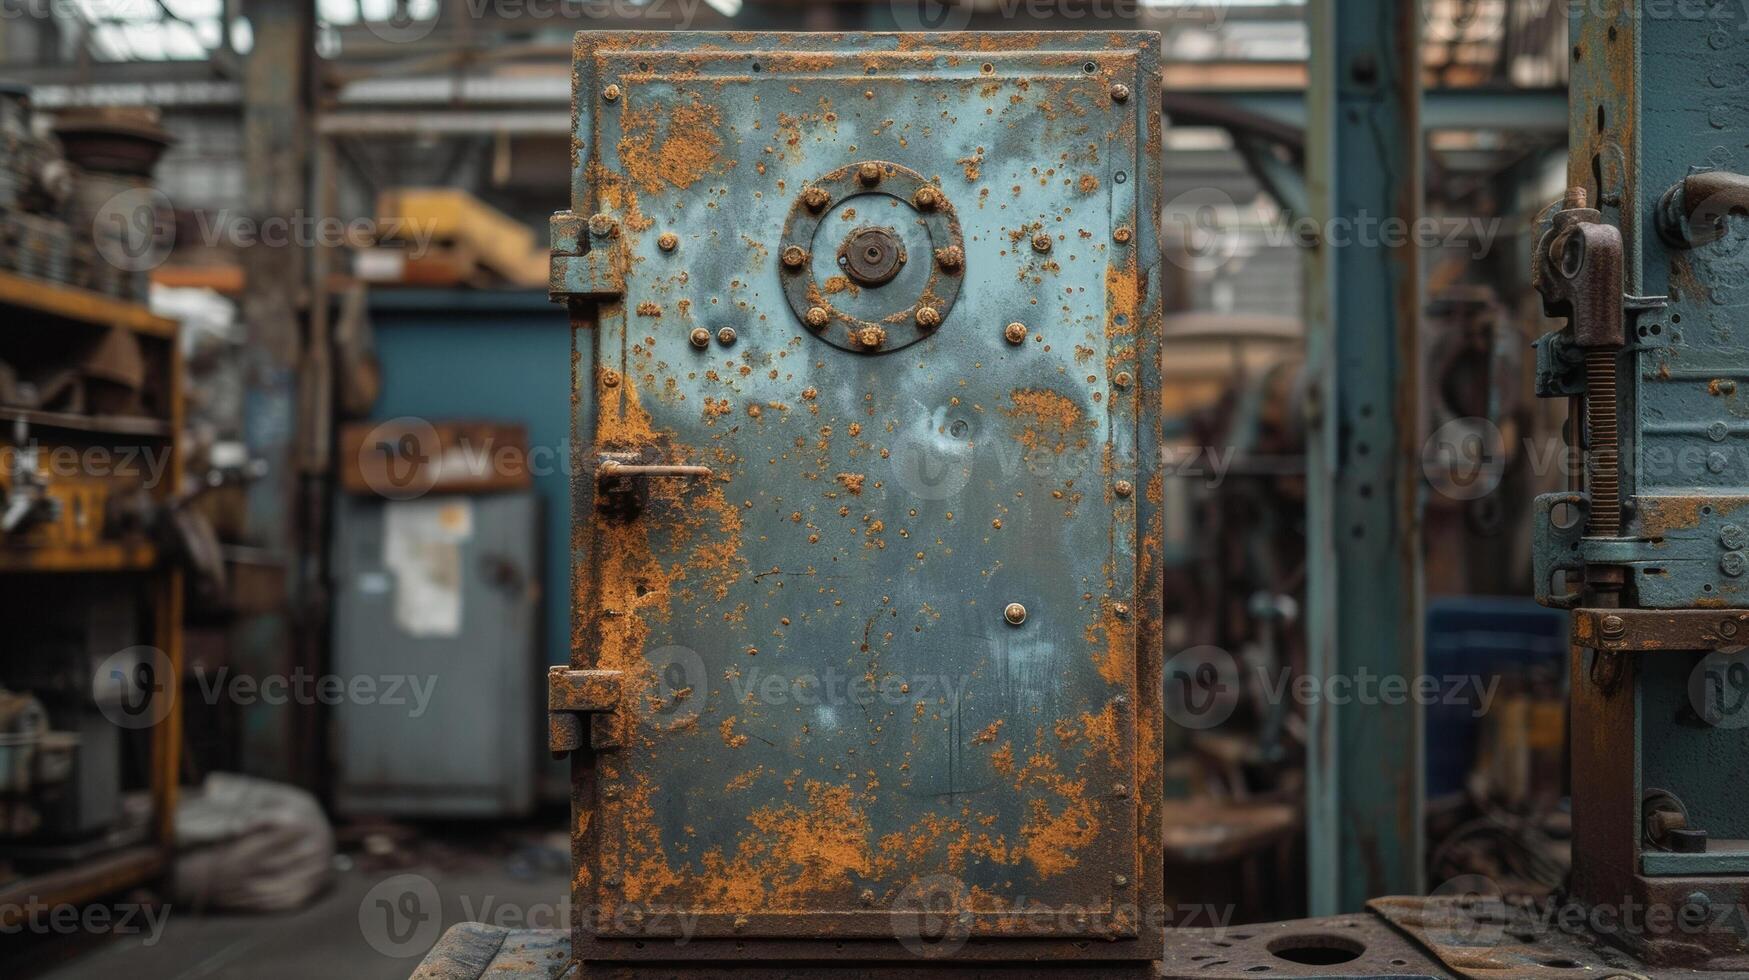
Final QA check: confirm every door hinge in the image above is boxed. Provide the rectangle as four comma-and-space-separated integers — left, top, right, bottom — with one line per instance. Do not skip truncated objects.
548, 666, 624, 753
549, 211, 626, 302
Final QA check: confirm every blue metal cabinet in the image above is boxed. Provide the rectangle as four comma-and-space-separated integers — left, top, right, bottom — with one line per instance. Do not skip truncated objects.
332, 492, 539, 817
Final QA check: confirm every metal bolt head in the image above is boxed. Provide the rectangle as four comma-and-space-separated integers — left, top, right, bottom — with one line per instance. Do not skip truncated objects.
1600, 614, 1627, 638
855, 325, 887, 349
1724, 551, 1748, 577
858, 161, 883, 185
805, 306, 830, 329
1004, 602, 1028, 626
1004, 322, 1028, 345
1113, 602, 1129, 618
689, 328, 711, 349
1113, 226, 1133, 244
913, 185, 942, 210
1114, 371, 1132, 389
717, 327, 738, 346
781, 245, 807, 270
1722, 619, 1740, 639
860, 889, 875, 906
1114, 874, 1129, 887
802, 186, 831, 212
935, 245, 964, 271
657, 232, 678, 252
732, 915, 748, 932
1114, 480, 1134, 498
1032, 232, 1053, 254
1113, 782, 1129, 798
588, 213, 620, 239
603, 84, 622, 102
915, 306, 941, 329
1109, 83, 1131, 103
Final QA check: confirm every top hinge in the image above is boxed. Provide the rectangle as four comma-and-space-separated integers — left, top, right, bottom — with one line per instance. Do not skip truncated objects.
549, 211, 626, 303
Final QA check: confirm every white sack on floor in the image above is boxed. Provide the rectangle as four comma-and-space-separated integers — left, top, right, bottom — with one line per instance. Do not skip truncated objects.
172, 772, 335, 913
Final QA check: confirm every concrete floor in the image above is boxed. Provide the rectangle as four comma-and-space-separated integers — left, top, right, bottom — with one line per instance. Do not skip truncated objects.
11, 858, 568, 979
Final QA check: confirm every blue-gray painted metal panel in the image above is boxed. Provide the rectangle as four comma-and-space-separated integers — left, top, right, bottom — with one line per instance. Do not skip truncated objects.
563, 31, 1164, 959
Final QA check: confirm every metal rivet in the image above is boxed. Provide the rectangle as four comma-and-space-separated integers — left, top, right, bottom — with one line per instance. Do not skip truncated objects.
1722, 620, 1740, 639
1113, 226, 1133, 244
805, 306, 830, 329
601, 370, 621, 389
1723, 552, 1747, 577
689, 328, 711, 349
1114, 371, 1132, 388
603, 84, 621, 102
802, 186, 831, 212
1004, 602, 1027, 626
1110, 83, 1131, 103
717, 327, 738, 346
1113, 603, 1129, 618
1114, 874, 1129, 887
657, 232, 678, 252
1600, 614, 1626, 638
588, 213, 620, 239
1032, 232, 1053, 254
732, 915, 748, 932
855, 325, 886, 349
915, 306, 941, 329
1113, 782, 1129, 798
781, 245, 807, 270
935, 245, 964, 271
858, 162, 883, 185
1004, 322, 1028, 345
913, 186, 942, 210
860, 889, 875, 906
1114, 480, 1134, 498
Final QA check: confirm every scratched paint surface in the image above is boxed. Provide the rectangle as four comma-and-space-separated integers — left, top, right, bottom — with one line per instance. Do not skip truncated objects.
567, 32, 1158, 945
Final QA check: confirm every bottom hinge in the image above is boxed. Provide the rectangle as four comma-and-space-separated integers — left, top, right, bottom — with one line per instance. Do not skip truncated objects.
548, 667, 624, 754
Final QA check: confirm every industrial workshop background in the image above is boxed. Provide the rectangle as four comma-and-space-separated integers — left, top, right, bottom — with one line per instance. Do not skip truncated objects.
0, 0, 1735, 978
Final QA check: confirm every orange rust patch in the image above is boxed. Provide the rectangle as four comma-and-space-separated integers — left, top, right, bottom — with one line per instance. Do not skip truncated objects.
1003, 388, 1090, 455
618, 97, 732, 197
835, 472, 866, 495
971, 719, 1004, 745
719, 716, 750, 749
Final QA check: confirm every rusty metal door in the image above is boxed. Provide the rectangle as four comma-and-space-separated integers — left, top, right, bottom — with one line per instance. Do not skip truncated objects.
552, 31, 1163, 966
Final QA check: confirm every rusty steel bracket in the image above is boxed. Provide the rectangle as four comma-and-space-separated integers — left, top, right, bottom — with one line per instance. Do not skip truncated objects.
1573, 608, 1749, 652
549, 210, 626, 302
548, 666, 623, 754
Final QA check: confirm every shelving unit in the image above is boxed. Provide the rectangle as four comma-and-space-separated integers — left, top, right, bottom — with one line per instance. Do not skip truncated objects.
0, 272, 182, 922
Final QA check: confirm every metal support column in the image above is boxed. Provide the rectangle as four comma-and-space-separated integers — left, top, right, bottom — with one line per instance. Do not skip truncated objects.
1303, 0, 1425, 914
238, 0, 315, 786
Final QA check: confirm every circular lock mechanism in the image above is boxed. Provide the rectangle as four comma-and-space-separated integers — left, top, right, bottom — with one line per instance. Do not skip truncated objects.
779, 160, 965, 355
838, 226, 907, 287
